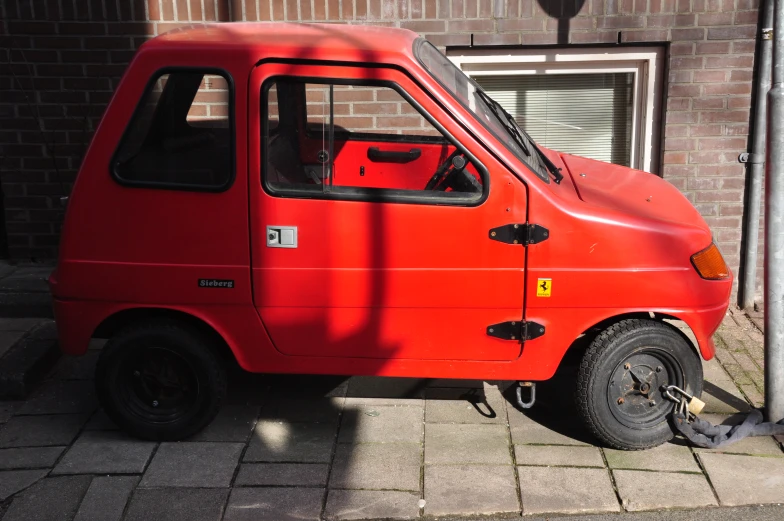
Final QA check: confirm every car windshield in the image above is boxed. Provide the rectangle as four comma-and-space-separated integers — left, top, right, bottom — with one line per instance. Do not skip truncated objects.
415, 40, 556, 184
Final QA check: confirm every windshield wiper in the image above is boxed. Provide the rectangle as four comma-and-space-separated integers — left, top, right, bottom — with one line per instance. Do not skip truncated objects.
475, 90, 530, 156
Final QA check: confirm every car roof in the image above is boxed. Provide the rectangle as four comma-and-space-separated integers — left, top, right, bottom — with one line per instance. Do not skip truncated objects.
143, 22, 420, 64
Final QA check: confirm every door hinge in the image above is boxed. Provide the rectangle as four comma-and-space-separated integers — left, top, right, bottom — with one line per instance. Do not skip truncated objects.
489, 224, 549, 245
486, 321, 545, 341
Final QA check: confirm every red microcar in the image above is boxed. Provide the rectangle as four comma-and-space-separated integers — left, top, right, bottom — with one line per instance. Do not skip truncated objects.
50, 23, 732, 450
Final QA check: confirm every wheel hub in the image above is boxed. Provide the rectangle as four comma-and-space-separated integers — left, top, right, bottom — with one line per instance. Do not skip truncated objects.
607, 350, 683, 429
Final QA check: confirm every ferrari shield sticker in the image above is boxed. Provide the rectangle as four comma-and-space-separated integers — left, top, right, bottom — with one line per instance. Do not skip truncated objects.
536, 278, 552, 297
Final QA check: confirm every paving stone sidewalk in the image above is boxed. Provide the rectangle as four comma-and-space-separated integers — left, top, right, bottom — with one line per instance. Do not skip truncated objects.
1, 311, 783, 521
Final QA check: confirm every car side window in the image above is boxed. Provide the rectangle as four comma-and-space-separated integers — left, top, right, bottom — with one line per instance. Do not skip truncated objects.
112, 70, 233, 191
263, 78, 485, 204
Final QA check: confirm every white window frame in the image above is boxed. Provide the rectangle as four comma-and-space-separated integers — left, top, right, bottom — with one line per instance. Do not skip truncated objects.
447, 47, 664, 174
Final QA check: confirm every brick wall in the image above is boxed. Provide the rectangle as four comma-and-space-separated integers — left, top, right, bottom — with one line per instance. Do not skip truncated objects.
0, 0, 762, 301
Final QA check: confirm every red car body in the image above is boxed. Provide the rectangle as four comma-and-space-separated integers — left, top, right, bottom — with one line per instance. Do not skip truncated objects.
50, 23, 732, 383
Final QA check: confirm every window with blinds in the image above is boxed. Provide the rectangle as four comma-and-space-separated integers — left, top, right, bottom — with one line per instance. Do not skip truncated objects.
475, 73, 634, 167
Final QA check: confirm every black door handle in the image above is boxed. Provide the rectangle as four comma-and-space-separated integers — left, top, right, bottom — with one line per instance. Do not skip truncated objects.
367, 147, 421, 163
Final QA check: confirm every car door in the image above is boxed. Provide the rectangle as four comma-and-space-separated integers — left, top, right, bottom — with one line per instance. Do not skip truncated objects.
248, 61, 528, 361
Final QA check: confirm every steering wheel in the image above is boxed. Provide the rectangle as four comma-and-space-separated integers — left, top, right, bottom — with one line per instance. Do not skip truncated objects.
425, 149, 465, 191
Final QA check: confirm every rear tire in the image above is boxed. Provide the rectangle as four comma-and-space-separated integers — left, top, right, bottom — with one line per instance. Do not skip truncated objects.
96, 319, 227, 441
576, 319, 702, 450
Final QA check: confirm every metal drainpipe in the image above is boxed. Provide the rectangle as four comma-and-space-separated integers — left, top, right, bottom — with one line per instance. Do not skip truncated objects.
742, 0, 774, 310
765, 0, 784, 423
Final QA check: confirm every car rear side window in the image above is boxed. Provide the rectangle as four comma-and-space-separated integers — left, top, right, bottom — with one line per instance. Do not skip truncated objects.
112, 70, 234, 191
263, 77, 487, 205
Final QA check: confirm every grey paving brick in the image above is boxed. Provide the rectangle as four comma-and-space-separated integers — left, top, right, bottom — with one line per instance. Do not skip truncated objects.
2, 476, 91, 521
507, 403, 590, 446
604, 442, 701, 472
0, 413, 88, 447
52, 431, 156, 475
519, 466, 619, 515
224, 487, 324, 521
84, 410, 118, 431
339, 404, 423, 443
325, 489, 420, 520
514, 445, 604, 467
0, 318, 45, 332
0, 447, 64, 470
0, 331, 26, 359
187, 404, 259, 442
140, 442, 243, 488
700, 453, 784, 505
614, 470, 717, 511
425, 423, 511, 465
73, 476, 139, 521
244, 420, 337, 463
702, 359, 751, 414
235, 463, 328, 486
0, 470, 48, 501
18, 380, 98, 415
424, 464, 519, 516
260, 397, 343, 423
124, 488, 228, 521
345, 376, 426, 405
425, 387, 507, 424
329, 442, 421, 491
0, 401, 16, 423
52, 352, 99, 381
694, 414, 784, 457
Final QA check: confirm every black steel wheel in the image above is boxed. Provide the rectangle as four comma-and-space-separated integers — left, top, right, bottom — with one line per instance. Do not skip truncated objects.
576, 319, 703, 450
96, 320, 226, 441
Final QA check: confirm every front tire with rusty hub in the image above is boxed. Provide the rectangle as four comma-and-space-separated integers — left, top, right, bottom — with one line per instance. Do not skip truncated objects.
576, 319, 702, 450
96, 319, 227, 441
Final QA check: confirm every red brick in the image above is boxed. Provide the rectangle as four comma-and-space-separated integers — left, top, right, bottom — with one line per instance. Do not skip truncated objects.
703, 82, 752, 96
728, 97, 752, 109
570, 31, 619, 43
8, 21, 57, 34
669, 56, 703, 70
668, 84, 701, 97
697, 12, 734, 25
670, 42, 695, 55
448, 19, 494, 32
690, 150, 743, 163
688, 177, 721, 190
707, 25, 757, 39
696, 41, 731, 54
670, 28, 706, 40
425, 33, 471, 46
668, 111, 699, 124
668, 98, 691, 110
733, 40, 757, 54
693, 98, 725, 110
666, 125, 689, 137
665, 137, 696, 150
597, 15, 645, 28
705, 55, 754, 68
698, 137, 747, 150
696, 191, 743, 202
734, 10, 759, 24
621, 29, 669, 42
694, 70, 728, 83
701, 110, 750, 124
669, 70, 692, 83
401, 20, 446, 32
664, 151, 688, 164
721, 178, 748, 190
520, 33, 560, 44
473, 32, 521, 45
663, 165, 697, 176
720, 205, 744, 216
691, 125, 724, 138
498, 18, 543, 31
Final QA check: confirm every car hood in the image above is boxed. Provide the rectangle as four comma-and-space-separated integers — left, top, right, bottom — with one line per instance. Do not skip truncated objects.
555, 153, 710, 235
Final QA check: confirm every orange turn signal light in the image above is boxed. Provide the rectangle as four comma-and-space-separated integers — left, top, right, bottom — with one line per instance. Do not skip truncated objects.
691, 243, 730, 280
